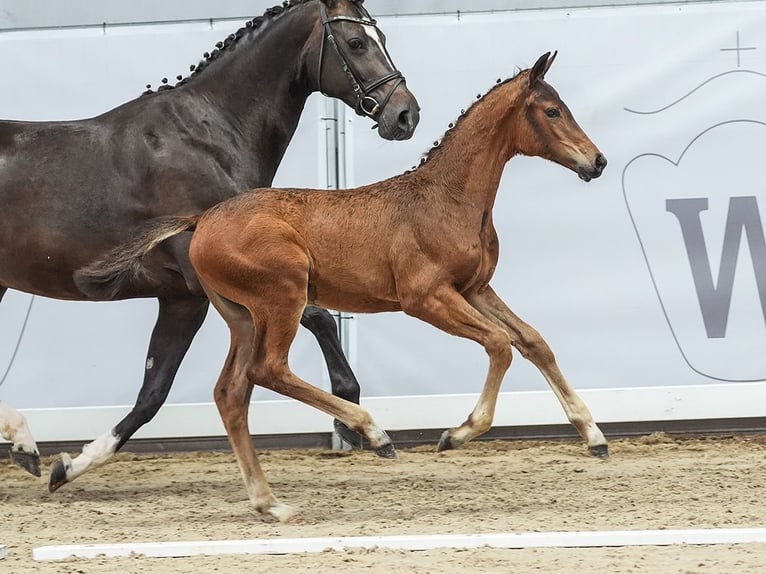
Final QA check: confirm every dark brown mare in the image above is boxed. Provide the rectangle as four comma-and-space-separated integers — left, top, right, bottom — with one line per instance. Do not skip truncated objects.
0, 0, 419, 486
77, 52, 607, 521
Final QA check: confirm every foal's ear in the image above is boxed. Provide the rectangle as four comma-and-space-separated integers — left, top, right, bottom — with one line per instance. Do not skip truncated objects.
529, 51, 557, 87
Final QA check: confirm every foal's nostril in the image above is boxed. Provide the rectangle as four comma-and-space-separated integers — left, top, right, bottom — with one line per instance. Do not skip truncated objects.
594, 153, 608, 171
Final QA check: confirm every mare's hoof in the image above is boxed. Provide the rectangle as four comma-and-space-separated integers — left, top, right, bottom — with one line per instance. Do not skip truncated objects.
10, 450, 41, 477
589, 444, 609, 459
334, 419, 363, 449
48, 459, 70, 492
374, 443, 398, 460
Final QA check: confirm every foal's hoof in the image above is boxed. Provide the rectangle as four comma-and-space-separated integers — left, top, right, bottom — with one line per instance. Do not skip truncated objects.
437, 430, 461, 452
334, 419, 363, 449
48, 457, 71, 492
374, 443, 398, 460
589, 444, 610, 460
267, 503, 300, 524
10, 450, 41, 477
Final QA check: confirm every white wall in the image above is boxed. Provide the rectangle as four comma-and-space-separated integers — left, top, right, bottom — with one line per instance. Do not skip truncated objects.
2, 1, 765, 442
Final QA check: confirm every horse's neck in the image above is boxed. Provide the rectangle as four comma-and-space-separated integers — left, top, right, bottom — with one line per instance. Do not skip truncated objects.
420, 84, 521, 216
179, 7, 317, 186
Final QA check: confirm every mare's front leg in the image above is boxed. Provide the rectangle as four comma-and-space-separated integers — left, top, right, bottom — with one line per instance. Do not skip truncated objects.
49, 296, 209, 491
300, 306, 362, 447
0, 400, 41, 476
401, 285, 514, 451
468, 286, 608, 458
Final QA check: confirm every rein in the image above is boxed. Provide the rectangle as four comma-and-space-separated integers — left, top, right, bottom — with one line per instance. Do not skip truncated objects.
318, 2, 405, 123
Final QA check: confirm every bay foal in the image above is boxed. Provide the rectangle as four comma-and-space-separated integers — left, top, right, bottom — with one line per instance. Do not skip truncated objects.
80, 52, 607, 520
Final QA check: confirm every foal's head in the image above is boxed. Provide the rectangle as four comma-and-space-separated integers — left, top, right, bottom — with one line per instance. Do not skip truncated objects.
515, 52, 607, 182
314, 0, 420, 140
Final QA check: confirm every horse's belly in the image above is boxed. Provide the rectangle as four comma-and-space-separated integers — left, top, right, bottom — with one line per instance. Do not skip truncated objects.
0, 248, 83, 299
308, 271, 400, 313
311, 289, 402, 314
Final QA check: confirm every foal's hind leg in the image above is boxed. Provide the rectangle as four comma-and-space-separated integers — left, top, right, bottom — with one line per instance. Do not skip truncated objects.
209, 292, 296, 522
300, 306, 362, 447
0, 287, 41, 476
468, 286, 608, 458
49, 296, 209, 491
210, 293, 392, 521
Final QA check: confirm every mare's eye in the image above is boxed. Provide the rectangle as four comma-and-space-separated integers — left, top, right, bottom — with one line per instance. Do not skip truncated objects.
545, 107, 560, 118
348, 37, 364, 50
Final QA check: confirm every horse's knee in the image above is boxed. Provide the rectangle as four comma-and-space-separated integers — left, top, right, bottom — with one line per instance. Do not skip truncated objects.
486, 330, 513, 368
246, 359, 291, 395
517, 330, 555, 365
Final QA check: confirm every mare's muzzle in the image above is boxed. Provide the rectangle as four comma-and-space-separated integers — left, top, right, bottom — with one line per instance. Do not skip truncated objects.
318, 4, 410, 130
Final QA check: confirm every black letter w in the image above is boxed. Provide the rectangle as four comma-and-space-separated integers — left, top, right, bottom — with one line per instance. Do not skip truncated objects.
666, 196, 766, 338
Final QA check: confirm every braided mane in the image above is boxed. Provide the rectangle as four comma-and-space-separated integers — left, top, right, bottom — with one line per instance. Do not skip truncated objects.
405, 70, 523, 173
142, 0, 364, 96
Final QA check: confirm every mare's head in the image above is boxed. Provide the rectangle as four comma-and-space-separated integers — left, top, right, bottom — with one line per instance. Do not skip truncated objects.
515, 52, 606, 182
314, 0, 420, 140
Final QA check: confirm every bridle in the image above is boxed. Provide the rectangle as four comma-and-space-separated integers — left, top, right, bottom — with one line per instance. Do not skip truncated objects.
317, 2, 405, 121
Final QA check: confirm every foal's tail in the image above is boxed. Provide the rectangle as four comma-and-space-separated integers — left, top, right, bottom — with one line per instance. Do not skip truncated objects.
74, 215, 199, 300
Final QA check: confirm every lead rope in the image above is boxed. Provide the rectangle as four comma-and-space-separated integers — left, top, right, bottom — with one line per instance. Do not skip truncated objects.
0, 296, 34, 388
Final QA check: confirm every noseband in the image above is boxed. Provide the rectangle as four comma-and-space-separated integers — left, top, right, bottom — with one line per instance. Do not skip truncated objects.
318, 3, 405, 121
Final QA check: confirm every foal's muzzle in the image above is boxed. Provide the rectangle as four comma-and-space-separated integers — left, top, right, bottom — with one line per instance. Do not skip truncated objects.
578, 153, 607, 182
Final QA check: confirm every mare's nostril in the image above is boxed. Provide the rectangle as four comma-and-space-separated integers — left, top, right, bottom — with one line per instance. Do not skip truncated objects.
397, 109, 411, 130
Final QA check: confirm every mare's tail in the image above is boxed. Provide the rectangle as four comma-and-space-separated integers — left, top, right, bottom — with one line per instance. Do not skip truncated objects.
74, 215, 199, 300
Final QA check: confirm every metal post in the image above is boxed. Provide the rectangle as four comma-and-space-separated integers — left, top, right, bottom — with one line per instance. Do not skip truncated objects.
323, 97, 354, 450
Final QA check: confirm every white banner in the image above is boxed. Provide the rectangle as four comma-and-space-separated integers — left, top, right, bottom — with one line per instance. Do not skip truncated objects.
349, 2, 766, 399
2, 2, 765, 440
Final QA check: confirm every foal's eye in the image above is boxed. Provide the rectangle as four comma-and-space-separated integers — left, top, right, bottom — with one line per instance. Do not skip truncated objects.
348, 37, 364, 50
545, 107, 560, 118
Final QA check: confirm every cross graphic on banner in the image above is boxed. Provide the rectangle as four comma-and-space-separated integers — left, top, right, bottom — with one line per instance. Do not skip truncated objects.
720, 31, 757, 67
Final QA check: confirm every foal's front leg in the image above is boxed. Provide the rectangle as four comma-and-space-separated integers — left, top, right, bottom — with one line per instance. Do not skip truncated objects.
401, 285, 515, 450
467, 286, 608, 458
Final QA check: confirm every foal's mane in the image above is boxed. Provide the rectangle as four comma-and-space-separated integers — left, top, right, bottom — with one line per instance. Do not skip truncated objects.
141, 0, 363, 96
407, 68, 524, 173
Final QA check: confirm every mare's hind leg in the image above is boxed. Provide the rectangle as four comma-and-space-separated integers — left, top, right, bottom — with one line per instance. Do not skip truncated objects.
0, 400, 41, 477
49, 296, 209, 491
468, 286, 608, 458
0, 287, 41, 476
300, 306, 362, 447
